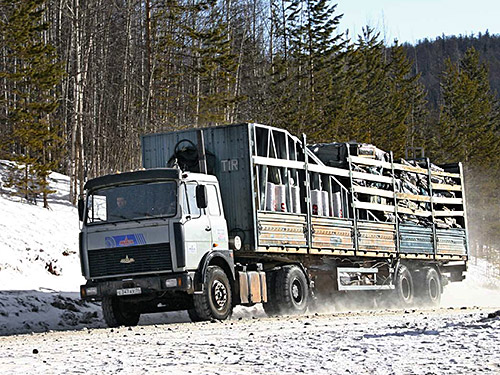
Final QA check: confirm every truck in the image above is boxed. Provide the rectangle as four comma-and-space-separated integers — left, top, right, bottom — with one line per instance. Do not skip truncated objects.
78, 123, 469, 327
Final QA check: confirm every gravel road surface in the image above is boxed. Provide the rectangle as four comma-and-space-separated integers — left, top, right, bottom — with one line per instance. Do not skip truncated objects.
1, 307, 498, 375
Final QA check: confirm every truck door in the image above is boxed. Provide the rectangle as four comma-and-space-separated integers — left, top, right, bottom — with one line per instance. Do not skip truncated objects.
205, 184, 228, 250
181, 182, 212, 269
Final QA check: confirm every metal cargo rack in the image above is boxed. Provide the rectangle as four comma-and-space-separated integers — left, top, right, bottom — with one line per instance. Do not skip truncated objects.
142, 123, 469, 261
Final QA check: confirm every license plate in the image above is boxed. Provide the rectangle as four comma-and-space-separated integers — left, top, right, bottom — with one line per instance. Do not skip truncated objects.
116, 287, 142, 296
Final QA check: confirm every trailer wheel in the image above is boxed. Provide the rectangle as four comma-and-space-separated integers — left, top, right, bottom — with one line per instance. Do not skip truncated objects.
276, 265, 309, 315
393, 265, 415, 307
193, 266, 233, 321
262, 271, 280, 316
415, 267, 442, 306
101, 296, 140, 328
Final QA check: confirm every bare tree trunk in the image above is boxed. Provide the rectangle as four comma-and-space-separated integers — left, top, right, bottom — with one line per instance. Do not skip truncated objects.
225, 0, 233, 123
233, 29, 246, 122
195, 46, 201, 128
144, 0, 152, 130
70, 0, 85, 204
270, 0, 274, 74
281, 0, 288, 72
118, 0, 134, 171
1, 30, 8, 135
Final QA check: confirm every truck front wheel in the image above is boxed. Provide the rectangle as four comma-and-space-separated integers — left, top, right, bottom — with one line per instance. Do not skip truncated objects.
187, 308, 203, 322
275, 265, 309, 315
193, 266, 233, 321
101, 296, 141, 328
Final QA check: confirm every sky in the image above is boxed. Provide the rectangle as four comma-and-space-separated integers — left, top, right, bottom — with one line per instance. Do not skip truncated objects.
335, 0, 499, 45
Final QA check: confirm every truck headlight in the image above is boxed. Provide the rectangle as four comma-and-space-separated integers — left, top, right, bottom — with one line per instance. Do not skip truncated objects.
165, 279, 177, 288
81, 286, 98, 298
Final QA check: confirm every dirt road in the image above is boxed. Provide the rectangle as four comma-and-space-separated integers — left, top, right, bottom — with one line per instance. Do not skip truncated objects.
0, 307, 498, 375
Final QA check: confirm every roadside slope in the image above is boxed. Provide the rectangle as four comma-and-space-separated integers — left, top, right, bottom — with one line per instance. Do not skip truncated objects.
0, 161, 102, 334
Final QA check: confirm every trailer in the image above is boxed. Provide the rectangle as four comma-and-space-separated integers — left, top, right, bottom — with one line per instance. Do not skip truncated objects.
79, 123, 468, 326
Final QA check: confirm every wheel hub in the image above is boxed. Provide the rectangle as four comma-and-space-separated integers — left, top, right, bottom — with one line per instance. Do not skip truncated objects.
291, 280, 303, 304
212, 280, 228, 310
401, 278, 411, 301
429, 278, 438, 300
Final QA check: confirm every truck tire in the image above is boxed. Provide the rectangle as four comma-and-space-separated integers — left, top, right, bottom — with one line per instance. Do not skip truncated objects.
275, 265, 309, 315
101, 296, 140, 328
262, 270, 281, 316
187, 309, 203, 322
415, 267, 442, 306
393, 265, 415, 307
193, 266, 233, 321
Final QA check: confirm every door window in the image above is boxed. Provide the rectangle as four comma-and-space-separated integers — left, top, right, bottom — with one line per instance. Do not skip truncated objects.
207, 185, 221, 216
182, 183, 201, 217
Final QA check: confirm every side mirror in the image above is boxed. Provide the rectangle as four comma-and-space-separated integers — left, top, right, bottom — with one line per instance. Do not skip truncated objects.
196, 185, 208, 209
78, 198, 85, 221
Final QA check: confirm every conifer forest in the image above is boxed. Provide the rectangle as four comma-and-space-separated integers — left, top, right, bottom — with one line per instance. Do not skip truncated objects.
0, 0, 499, 258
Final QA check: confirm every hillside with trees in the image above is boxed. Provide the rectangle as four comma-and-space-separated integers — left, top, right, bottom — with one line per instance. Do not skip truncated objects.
0, 0, 499, 256
404, 32, 500, 107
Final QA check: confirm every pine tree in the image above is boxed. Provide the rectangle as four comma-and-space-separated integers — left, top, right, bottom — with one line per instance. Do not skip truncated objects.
328, 39, 364, 142
436, 47, 500, 167
332, 27, 390, 146
192, 17, 238, 126
385, 41, 428, 158
302, 0, 344, 139
356, 28, 392, 147
266, 0, 302, 132
152, 0, 239, 128
436, 47, 500, 255
151, 0, 189, 128
329, 32, 428, 158
268, 0, 344, 138
0, 0, 64, 207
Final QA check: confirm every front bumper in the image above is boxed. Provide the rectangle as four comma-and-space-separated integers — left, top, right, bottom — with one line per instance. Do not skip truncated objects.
80, 272, 194, 301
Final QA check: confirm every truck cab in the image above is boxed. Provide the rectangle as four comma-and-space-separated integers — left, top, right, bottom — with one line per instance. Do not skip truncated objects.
79, 168, 235, 326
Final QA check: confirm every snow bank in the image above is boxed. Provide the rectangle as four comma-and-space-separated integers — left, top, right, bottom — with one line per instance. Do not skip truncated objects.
0, 161, 102, 335
0, 161, 83, 292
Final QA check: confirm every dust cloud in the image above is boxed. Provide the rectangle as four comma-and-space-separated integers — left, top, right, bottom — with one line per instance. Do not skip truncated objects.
441, 274, 500, 308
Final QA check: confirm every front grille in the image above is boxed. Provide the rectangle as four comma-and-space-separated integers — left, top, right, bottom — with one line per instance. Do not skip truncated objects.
88, 243, 172, 278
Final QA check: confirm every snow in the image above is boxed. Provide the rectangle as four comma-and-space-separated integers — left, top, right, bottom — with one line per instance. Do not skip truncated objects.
0, 161, 83, 292
0, 160, 499, 374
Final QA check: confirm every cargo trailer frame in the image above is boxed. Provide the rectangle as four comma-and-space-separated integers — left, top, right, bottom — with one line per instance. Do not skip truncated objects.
142, 123, 469, 263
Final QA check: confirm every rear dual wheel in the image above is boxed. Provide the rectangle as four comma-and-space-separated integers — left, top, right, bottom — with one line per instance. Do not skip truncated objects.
263, 265, 309, 316
391, 265, 442, 308
415, 267, 442, 306
262, 270, 280, 316
394, 265, 415, 307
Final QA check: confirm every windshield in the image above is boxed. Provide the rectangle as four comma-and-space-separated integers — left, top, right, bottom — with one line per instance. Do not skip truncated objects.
85, 181, 177, 225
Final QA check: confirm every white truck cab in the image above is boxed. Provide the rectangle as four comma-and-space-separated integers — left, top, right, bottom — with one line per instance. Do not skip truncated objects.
79, 168, 236, 326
